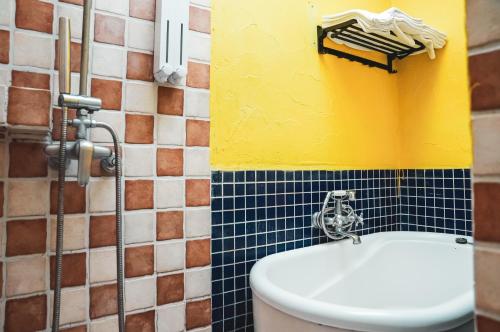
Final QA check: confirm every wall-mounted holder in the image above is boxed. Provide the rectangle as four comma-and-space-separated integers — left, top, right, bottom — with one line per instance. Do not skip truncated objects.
317, 19, 425, 73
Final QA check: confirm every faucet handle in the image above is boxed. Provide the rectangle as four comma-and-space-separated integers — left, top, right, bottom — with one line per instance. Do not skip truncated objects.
77, 139, 94, 186
355, 213, 364, 227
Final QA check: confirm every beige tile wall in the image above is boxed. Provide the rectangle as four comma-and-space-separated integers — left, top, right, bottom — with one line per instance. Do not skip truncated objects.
468, 0, 500, 330
0, 0, 212, 330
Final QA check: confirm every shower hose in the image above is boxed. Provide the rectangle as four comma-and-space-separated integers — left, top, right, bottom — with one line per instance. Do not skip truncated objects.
52, 119, 125, 332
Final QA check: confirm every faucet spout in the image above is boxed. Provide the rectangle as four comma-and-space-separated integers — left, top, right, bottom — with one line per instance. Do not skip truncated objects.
336, 227, 362, 245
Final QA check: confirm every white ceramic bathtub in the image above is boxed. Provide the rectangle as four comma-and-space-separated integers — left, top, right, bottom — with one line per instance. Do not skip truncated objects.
250, 231, 474, 332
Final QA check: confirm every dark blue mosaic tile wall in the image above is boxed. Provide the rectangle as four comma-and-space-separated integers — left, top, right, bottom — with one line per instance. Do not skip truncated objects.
210, 169, 472, 332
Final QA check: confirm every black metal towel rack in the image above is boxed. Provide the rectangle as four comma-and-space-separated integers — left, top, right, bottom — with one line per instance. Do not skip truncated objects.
317, 19, 425, 73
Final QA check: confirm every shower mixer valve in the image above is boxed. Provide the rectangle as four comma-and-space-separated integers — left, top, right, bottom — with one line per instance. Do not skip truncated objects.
312, 190, 363, 244
45, 93, 117, 186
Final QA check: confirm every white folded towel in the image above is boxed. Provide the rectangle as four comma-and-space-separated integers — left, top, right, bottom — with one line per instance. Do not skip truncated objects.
322, 7, 447, 59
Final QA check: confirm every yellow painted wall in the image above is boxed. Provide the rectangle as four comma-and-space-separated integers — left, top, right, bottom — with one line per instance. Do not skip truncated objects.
210, 0, 472, 170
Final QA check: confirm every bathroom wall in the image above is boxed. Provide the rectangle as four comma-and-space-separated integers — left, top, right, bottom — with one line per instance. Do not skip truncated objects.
0, 0, 212, 331
468, 0, 500, 330
210, 0, 471, 170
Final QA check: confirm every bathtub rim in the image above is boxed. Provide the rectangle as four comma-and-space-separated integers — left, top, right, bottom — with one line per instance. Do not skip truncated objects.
249, 231, 474, 332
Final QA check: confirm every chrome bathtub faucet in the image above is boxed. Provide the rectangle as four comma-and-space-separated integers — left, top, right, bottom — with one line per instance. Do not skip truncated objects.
312, 190, 363, 244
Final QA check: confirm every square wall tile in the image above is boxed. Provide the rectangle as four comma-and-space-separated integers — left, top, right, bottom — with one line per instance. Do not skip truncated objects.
90, 214, 117, 248
90, 111, 124, 143
185, 208, 211, 238
157, 148, 183, 176
90, 283, 118, 319
156, 241, 185, 272
7, 180, 49, 217
186, 179, 210, 206
186, 299, 211, 330
126, 310, 155, 332
185, 89, 210, 118
125, 180, 154, 210
187, 61, 210, 89
51, 287, 87, 325
90, 316, 118, 332
128, 19, 155, 51
15, 0, 54, 33
12, 70, 50, 89
92, 44, 125, 78
157, 211, 183, 240
50, 215, 86, 251
90, 249, 117, 283
125, 211, 155, 244
5, 295, 47, 332
9, 142, 48, 177
50, 181, 86, 214
127, 51, 154, 82
185, 268, 211, 299
54, 41, 82, 73
186, 119, 210, 147
186, 239, 210, 268
157, 87, 184, 116
57, 3, 83, 39
157, 303, 185, 332
91, 78, 122, 110
89, 179, 116, 213
94, 13, 125, 46
0, 30, 9, 64
125, 114, 154, 144
125, 245, 154, 277
187, 31, 211, 62
96, 0, 128, 16
189, 6, 210, 34
125, 82, 157, 114
50, 253, 86, 288
157, 115, 185, 146
13, 31, 53, 68
125, 276, 156, 312
156, 179, 184, 208
124, 145, 154, 177
6, 218, 47, 256
157, 273, 184, 305
129, 0, 155, 21
6, 256, 46, 296
185, 148, 210, 176
7, 87, 51, 126
475, 247, 500, 313
0, 0, 11, 26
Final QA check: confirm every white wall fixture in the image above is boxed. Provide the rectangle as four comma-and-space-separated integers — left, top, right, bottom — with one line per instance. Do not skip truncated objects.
154, 0, 189, 85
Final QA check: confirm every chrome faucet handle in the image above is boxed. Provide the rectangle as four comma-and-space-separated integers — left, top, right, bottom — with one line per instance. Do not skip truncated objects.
76, 139, 94, 186
355, 213, 364, 227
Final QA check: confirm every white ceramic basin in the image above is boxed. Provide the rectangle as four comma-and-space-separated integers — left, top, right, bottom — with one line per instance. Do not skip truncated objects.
250, 231, 474, 332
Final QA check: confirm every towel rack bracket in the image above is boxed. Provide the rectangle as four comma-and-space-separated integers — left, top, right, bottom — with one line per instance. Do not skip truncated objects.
317, 20, 425, 74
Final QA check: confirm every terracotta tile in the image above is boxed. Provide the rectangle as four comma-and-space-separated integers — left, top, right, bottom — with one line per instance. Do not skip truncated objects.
157, 86, 184, 115
126, 310, 155, 332
61, 325, 87, 332
186, 179, 210, 207
91, 78, 122, 110
186, 119, 210, 147
55, 40, 81, 73
125, 245, 154, 277
7, 86, 51, 126
474, 183, 500, 242
50, 181, 86, 214
129, 0, 155, 21
469, 50, 500, 110
0, 30, 9, 64
475, 247, 500, 313
0, 262, 2, 297
90, 214, 117, 248
125, 180, 154, 210
187, 61, 210, 89
50, 252, 86, 288
6, 218, 47, 256
125, 114, 154, 144
60, 0, 83, 5
94, 13, 125, 46
9, 142, 48, 177
5, 295, 47, 332
7, 180, 48, 217
189, 6, 210, 34
0, 182, 3, 217
186, 239, 210, 268
156, 211, 183, 240
477, 314, 500, 332
186, 299, 211, 329
127, 51, 154, 81
157, 273, 184, 305
90, 283, 118, 319
12, 70, 50, 89
15, 0, 53, 34
467, 0, 500, 48
52, 107, 77, 141
157, 148, 183, 176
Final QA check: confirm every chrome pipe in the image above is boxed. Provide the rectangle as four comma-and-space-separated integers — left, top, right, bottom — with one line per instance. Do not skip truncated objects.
79, 0, 92, 95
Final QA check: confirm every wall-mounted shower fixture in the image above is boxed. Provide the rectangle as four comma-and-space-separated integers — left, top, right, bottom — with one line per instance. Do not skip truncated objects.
312, 190, 364, 244
46, 2, 125, 331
